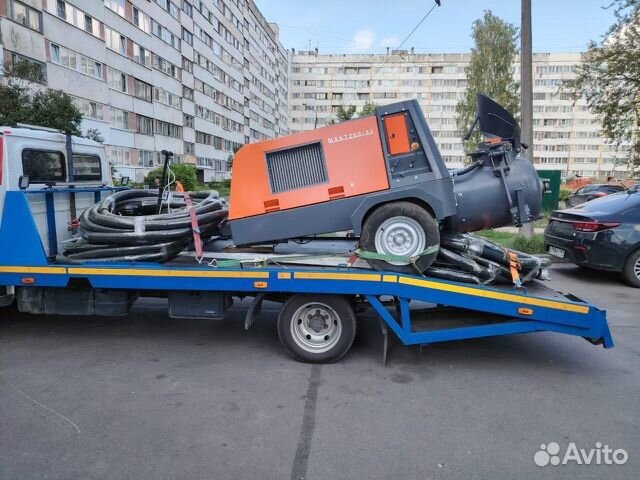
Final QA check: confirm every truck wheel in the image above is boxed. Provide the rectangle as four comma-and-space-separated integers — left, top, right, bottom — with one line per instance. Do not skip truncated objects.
360, 201, 440, 274
622, 249, 640, 288
277, 295, 356, 363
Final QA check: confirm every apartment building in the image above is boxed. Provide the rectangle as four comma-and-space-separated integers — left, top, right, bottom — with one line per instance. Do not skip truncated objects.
289, 51, 630, 179
0, 0, 289, 181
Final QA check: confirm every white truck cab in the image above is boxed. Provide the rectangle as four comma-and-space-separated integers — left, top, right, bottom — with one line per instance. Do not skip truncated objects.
0, 126, 112, 256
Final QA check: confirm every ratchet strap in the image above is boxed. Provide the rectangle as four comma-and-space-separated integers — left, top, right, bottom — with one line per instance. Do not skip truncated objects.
181, 188, 203, 259
507, 250, 522, 288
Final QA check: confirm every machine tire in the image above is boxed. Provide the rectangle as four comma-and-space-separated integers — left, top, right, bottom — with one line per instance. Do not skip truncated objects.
277, 295, 356, 363
621, 249, 640, 288
360, 201, 440, 274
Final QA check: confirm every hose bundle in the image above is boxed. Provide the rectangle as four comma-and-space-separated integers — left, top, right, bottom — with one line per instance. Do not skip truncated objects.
57, 190, 228, 263
424, 232, 550, 285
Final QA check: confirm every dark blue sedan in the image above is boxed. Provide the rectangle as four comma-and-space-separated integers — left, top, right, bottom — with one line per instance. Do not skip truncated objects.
544, 189, 640, 287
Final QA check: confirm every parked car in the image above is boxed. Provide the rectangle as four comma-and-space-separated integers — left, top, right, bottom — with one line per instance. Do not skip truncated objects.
544, 190, 640, 287
565, 183, 626, 207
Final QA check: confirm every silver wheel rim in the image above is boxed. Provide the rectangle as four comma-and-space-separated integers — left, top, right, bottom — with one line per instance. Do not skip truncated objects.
290, 302, 342, 354
374, 216, 426, 266
634, 257, 640, 280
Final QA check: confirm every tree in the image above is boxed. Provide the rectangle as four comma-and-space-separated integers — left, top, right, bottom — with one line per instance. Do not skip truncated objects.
456, 11, 520, 153
359, 101, 377, 116
566, 0, 640, 175
0, 59, 82, 134
85, 128, 104, 143
143, 163, 198, 192
335, 104, 357, 122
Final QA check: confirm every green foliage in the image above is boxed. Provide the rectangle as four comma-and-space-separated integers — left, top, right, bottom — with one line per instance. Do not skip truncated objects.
0, 59, 82, 134
85, 128, 104, 143
565, 0, 640, 175
456, 11, 520, 153
143, 163, 198, 192
559, 188, 571, 203
511, 234, 545, 255
359, 102, 377, 116
207, 179, 231, 197
335, 104, 357, 122
477, 230, 545, 254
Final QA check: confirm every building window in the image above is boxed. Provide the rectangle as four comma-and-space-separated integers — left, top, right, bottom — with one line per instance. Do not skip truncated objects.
84, 14, 93, 34
50, 44, 103, 80
137, 115, 153, 135
152, 55, 179, 79
183, 114, 194, 128
11, 0, 43, 32
134, 79, 152, 102
154, 120, 182, 138
110, 107, 129, 130
56, 0, 66, 18
184, 141, 195, 154
133, 44, 150, 66
182, 0, 192, 17
105, 0, 125, 16
105, 27, 126, 55
182, 86, 194, 101
73, 97, 105, 120
132, 7, 151, 33
153, 87, 182, 109
10, 52, 46, 84
50, 1, 101, 39
182, 27, 193, 45
107, 67, 127, 92
182, 56, 193, 73
138, 150, 154, 167
152, 21, 180, 49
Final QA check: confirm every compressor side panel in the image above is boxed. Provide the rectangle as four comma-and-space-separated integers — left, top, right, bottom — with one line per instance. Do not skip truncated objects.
228, 115, 389, 221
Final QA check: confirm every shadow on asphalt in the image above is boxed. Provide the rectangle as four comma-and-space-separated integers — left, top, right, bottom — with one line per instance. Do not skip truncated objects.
0, 297, 604, 374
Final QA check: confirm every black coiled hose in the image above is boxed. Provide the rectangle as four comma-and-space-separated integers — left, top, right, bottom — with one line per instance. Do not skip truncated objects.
57, 190, 228, 263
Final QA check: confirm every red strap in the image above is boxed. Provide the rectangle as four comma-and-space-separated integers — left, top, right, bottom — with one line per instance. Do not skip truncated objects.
183, 191, 203, 258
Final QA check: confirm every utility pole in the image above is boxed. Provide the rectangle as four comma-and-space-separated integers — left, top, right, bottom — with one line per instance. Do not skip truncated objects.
519, 0, 534, 238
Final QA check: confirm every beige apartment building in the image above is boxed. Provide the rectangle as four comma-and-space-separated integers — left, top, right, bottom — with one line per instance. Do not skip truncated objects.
0, 0, 289, 181
289, 50, 630, 179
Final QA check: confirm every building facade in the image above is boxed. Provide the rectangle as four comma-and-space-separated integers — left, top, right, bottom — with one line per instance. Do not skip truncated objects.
0, 0, 289, 182
289, 51, 630, 180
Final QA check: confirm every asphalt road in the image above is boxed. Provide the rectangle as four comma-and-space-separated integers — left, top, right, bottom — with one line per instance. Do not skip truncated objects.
1, 264, 638, 480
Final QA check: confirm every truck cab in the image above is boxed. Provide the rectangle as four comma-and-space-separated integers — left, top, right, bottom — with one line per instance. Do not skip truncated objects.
0, 126, 112, 256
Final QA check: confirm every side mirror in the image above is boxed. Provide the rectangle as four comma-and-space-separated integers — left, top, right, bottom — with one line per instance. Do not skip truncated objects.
120, 176, 130, 186
18, 175, 30, 190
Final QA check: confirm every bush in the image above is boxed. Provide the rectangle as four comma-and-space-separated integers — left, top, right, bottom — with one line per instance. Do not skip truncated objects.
143, 163, 198, 192
207, 179, 231, 197
559, 188, 571, 203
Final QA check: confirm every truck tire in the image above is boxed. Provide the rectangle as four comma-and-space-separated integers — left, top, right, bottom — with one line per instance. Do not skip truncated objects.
277, 294, 356, 363
360, 201, 440, 274
622, 249, 640, 288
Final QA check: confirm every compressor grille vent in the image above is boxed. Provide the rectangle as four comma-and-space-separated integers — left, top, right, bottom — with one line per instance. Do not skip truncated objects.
266, 142, 328, 193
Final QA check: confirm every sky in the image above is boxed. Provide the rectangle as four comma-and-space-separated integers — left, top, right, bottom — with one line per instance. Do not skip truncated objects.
253, 0, 616, 54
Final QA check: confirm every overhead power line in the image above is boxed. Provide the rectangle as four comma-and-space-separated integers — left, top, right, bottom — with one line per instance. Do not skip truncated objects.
372, 0, 442, 78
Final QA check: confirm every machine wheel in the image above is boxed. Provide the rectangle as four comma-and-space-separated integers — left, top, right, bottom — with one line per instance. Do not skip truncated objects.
622, 249, 640, 288
277, 294, 356, 363
360, 201, 440, 274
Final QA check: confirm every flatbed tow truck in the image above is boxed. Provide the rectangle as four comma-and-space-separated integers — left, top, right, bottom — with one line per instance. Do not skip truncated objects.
0, 126, 613, 363
0, 188, 613, 364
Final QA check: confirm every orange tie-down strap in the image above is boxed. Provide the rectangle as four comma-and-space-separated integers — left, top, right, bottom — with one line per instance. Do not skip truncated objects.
507, 250, 522, 288
182, 190, 203, 259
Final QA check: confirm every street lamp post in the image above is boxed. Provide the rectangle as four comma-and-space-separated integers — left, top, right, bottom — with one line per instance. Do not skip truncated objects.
303, 103, 318, 129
